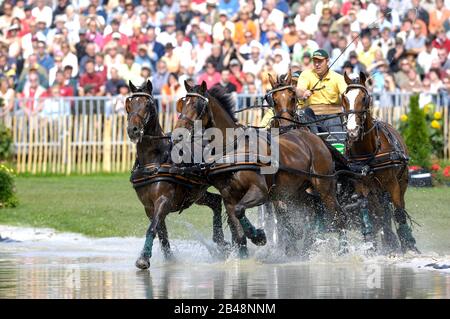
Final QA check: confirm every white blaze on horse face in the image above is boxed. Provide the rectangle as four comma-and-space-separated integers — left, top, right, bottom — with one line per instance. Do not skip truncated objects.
346, 89, 359, 132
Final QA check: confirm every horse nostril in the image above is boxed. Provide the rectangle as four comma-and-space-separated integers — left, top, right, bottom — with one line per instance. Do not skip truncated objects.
133, 126, 139, 132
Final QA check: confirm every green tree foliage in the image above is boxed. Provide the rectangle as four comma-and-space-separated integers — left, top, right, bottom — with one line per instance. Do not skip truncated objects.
404, 95, 431, 168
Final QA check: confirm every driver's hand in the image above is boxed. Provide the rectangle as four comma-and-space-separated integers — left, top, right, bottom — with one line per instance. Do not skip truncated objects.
303, 90, 312, 99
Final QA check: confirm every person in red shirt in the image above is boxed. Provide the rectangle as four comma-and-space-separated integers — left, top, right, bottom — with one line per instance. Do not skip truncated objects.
103, 19, 128, 50
197, 62, 221, 89
432, 28, 450, 52
128, 24, 149, 55
78, 60, 105, 96
19, 70, 49, 116
228, 59, 245, 93
53, 71, 74, 97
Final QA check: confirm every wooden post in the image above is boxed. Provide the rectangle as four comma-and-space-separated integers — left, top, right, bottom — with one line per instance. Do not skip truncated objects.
103, 115, 112, 172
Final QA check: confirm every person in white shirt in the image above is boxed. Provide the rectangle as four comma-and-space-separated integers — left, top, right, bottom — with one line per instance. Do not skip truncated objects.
265, 0, 285, 32
31, 0, 53, 28
294, 5, 319, 37
212, 11, 235, 43
243, 45, 265, 76
193, 32, 212, 73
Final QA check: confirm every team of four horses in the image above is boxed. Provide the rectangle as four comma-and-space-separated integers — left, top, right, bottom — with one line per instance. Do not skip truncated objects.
126, 71, 419, 270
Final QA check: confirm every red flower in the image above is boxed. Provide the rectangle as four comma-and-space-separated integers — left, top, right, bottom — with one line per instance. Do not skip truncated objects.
443, 166, 450, 178
409, 165, 422, 171
431, 164, 441, 171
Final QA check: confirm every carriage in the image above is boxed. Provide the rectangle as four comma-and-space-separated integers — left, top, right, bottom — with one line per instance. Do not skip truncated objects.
125, 74, 419, 270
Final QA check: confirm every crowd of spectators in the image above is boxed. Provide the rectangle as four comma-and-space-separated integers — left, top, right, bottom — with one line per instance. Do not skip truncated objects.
0, 0, 450, 116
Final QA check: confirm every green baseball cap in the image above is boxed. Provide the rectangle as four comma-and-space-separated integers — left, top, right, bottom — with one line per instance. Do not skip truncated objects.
312, 49, 329, 60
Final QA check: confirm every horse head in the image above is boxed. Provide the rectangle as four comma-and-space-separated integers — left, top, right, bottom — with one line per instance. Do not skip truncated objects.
126, 79, 157, 142
175, 80, 211, 132
266, 71, 298, 127
342, 71, 372, 146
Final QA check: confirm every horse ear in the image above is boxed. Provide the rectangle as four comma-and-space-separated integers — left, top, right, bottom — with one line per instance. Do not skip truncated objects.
359, 71, 367, 85
184, 80, 192, 92
343, 72, 352, 85
176, 98, 183, 113
129, 80, 137, 93
200, 80, 207, 93
146, 79, 153, 93
286, 70, 292, 85
268, 73, 276, 88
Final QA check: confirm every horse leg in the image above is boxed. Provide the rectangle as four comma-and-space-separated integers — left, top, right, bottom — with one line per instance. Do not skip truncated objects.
196, 191, 229, 248
223, 201, 249, 258
157, 218, 173, 261
312, 178, 349, 254
234, 184, 268, 247
387, 180, 420, 254
272, 200, 299, 257
135, 198, 170, 270
380, 192, 400, 254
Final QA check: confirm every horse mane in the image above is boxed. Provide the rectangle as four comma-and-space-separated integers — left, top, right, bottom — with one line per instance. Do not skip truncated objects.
205, 85, 238, 122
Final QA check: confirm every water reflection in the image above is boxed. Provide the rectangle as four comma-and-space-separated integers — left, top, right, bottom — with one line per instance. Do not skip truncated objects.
0, 252, 449, 299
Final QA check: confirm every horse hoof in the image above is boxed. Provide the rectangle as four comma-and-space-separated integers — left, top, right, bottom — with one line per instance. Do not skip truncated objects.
135, 257, 150, 270
164, 251, 175, 262
238, 246, 249, 259
251, 229, 267, 246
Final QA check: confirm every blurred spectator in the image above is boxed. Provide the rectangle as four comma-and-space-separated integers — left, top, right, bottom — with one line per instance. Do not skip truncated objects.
292, 31, 319, 65
234, 9, 258, 45
41, 85, 70, 118
213, 69, 237, 93
120, 52, 142, 84
32, 0, 53, 29
283, 20, 299, 52
206, 44, 225, 72
176, 0, 193, 32
387, 38, 407, 73
160, 42, 180, 74
394, 58, 413, 90
228, 59, 245, 93
197, 62, 221, 88
243, 45, 264, 77
161, 72, 183, 110
19, 70, 48, 116
357, 34, 378, 69
406, 23, 426, 55
135, 44, 153, 71
52, 70, 74, 97
146, 27, 165, 70
418, 38, 439, 74
432, 28, 450, 52
94, 53, 107, 83
152, 60, 169, 95
218, 0, 240, 20
113, 83, 130, 115
0, 76, 15, 116
428, 0, 450, 35
427, 68, 444, 93
103, 19, 128, 49
105, 67, 127, 96
61, 42, 78, 77
78, 59, 105, 96
347, 51, 367, 76
213, 10, 235, 43
17, 54, 49, 92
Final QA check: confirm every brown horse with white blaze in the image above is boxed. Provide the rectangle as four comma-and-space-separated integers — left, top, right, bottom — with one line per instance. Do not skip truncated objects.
342, 72, 419, 254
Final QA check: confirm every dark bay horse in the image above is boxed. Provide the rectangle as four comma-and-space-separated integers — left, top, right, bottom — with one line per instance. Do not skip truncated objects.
126, 80, 231, 269
342, 72, 419, 254
175, 81, 348, 256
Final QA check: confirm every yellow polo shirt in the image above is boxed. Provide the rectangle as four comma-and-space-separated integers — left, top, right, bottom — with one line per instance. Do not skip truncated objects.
296, 69, 347, 106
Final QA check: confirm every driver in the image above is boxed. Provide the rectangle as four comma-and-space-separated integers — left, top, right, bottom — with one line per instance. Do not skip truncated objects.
295, 49, 348, 143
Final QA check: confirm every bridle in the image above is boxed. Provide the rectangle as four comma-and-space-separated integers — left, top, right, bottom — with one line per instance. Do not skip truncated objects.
344, 83, 373, 141
127, 92, 156, 130
178, 92, 211, 127
265, 85, 299, 119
